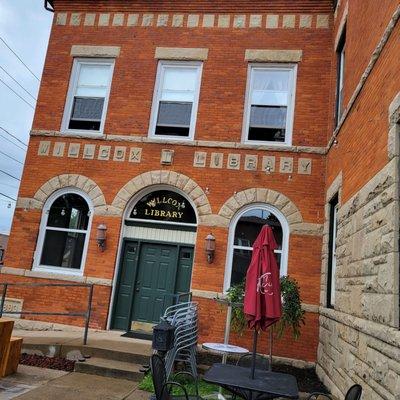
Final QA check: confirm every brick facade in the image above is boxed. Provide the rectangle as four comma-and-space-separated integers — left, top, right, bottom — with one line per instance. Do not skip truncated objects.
2, 1, 400, 396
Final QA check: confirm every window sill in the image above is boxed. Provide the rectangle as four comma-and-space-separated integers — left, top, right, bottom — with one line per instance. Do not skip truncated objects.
62, 129, 106, 139
242, 140, 292, 147
30, 267, 84, 281
148, 134, 195, 142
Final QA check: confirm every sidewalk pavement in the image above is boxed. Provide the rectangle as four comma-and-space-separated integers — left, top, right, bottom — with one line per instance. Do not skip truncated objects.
0, 365, 149, 400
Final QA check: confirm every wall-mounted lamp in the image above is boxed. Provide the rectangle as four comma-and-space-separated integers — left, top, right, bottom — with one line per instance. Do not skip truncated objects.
205, 233, 216, 264
96, 224, 107, 251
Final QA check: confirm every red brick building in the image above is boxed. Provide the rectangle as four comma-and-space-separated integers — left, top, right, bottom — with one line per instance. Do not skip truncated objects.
1, 1, 399, 398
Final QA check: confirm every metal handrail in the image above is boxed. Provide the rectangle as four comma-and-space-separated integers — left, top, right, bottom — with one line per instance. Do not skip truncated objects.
0, 282, 94, 345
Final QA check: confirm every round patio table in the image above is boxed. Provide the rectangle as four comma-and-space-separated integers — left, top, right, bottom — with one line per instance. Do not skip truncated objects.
202, 343, 249, 355
202, 343, 249, 400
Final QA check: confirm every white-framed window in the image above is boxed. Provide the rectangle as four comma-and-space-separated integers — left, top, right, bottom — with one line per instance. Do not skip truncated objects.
242, 64, 297, 145
34, 189, 93, 275
336, 27, 346, 125
223, 204, 289, 292
149, 61, 203, 140
61, 58, 114, 134
327, 194, 339, 307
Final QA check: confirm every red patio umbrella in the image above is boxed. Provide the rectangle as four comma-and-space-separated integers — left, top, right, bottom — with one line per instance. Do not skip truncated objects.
243, 225, 282, 378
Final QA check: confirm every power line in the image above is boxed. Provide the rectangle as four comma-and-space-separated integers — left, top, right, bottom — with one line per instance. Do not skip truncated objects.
0, 126, 28, 147
0, 78, 35, 109
0, 192, 16, 202
0, 150, 24, 165
0, 65, 38, 102
0, 134, 27, 152
0, 169, 21, 181
0, 36, 40, 82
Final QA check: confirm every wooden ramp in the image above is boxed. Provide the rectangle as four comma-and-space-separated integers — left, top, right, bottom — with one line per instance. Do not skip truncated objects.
0, 318, 23, 377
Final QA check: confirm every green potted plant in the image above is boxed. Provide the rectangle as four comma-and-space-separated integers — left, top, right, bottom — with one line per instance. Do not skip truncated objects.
226, 275, 305, 339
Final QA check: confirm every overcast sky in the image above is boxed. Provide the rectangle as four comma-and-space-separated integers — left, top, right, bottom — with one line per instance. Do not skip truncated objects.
0, 1, 52, 234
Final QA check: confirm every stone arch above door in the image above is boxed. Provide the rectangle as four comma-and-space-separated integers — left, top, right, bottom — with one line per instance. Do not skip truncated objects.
218, 188, 322, 235
111, 170, 212, 217
16, 174, 107, 214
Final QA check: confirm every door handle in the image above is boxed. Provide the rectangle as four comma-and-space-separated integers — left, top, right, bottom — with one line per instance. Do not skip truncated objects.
135, 281, 141, 292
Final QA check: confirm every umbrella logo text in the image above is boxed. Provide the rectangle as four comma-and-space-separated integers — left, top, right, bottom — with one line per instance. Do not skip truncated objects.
257, 272, 274, 295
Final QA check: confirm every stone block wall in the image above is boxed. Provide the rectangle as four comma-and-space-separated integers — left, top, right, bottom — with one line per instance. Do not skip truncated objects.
318, 157, 400, 399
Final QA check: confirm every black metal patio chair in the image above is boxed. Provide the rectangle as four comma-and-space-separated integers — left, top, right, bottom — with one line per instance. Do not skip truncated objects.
150, 354, 203, 400
231, 353, 276, 400
307, 384, 362, 400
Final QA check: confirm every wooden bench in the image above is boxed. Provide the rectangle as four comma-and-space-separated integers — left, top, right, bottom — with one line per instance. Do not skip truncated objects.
0, 318, 23, 377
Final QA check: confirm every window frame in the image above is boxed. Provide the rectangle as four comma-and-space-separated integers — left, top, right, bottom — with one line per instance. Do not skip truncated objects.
223, 203, 289, 292
327, 194, 339, 308
61, 58, 115, 135
242, 63, 297, 146
335, 27, 346, 125
33, 188, 93, 276
148, 60, 203, 141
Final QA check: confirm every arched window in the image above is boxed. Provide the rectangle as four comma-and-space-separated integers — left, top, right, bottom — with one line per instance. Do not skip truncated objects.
224, 204, 289, 291
35, 190, 92, 274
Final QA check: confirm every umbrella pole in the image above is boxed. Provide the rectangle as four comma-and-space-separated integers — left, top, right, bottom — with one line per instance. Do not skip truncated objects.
251, 329, 258, 379
268, 326, 273, 371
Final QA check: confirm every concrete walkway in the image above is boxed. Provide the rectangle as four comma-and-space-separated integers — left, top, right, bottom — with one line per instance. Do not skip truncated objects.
0, 366, 149, 400
13, 328, 152, 357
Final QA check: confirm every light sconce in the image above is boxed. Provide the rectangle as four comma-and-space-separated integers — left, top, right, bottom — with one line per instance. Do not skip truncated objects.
205, 233, 216, 264
96, 223, 107, 251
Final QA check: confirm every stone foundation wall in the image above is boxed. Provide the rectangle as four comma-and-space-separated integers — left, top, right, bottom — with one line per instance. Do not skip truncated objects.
317, 157, 400, 399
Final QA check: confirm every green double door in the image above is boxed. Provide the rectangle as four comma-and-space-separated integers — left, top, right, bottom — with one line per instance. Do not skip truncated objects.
111, 241, 194, 331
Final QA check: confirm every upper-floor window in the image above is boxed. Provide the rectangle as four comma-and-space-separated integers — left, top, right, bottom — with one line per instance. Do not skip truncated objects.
243, 64, 297, 146
149, 61, 202, 140
336, 27, 346, 125
62, 58, 114, 134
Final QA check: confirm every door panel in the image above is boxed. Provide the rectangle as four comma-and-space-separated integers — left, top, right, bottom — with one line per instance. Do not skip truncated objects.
131, 243, 178, 324
111, 242, 138, 330
175, 247, 194, 295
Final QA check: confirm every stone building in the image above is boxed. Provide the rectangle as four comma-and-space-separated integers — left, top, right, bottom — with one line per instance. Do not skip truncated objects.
317, 1, 400, 399
0, 1, 399, 398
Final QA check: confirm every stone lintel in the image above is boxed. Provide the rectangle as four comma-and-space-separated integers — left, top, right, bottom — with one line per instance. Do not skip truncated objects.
70, 45, 121, 58
155, 47, 209, 61
245, 49, 302, 63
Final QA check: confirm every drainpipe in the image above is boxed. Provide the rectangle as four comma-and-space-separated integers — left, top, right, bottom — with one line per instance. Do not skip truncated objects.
44, 0, 54, 12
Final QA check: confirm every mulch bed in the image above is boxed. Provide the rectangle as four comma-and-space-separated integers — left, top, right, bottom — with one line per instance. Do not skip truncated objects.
272, 364, 328, 394
19, 353, 75, 372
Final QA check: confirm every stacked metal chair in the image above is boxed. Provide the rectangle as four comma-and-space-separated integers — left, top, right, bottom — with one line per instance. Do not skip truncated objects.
161, 301, 199, 379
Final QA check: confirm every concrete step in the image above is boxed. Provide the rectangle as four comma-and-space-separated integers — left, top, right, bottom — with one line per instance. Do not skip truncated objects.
74, 357, 145, 381
60, 344, 150, 366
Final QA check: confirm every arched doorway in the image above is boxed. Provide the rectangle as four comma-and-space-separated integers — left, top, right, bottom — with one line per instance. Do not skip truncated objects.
111, 186, 197, 332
